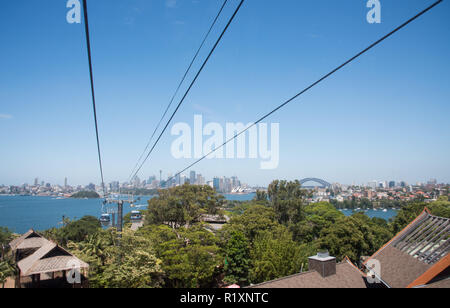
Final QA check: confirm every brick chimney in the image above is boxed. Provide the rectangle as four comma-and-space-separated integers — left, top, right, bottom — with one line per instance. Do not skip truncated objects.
308, 251, 336, 278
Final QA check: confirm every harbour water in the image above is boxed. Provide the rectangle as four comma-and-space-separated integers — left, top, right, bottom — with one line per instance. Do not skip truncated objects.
0, 194, 397, 234
340, 209, 398, 221
0, 194, 255, 234
0, 195, 151, 234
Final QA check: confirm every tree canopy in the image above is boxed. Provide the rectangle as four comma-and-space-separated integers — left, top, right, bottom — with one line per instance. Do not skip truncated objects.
146, 184, 224, 229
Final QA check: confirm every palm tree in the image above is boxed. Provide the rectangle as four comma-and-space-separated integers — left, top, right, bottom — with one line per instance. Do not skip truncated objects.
0, 258, 16, 288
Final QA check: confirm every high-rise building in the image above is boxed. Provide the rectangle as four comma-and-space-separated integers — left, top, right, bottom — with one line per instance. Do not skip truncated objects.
428, 179, 437, 185
369, 181, 377, 190
213, 177, 220, 192
190, 171, 196, 185
389, 181, 396, 189
197, 174, 205, 186
34, 178, 39, 186
64, 177, 68, 188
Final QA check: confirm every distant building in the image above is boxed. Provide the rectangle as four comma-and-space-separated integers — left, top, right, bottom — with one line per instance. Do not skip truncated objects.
428, 179, 438, 185
369, 181, 377, 190
190, 171, 196, 185
213, 177, 220, 192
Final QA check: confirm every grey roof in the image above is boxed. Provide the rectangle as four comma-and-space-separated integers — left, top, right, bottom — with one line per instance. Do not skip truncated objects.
248, 260, 367, 289
372, 245, 431, 288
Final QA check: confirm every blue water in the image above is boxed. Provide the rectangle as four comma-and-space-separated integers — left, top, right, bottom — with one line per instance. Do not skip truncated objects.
340, 209, 398, 221
0, 195, 151, 234
223, 193, 256, 201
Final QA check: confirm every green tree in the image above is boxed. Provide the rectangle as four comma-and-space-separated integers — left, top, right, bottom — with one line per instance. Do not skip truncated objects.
267, 180, 306, 225
223, 231, 250, 285
249, 227, 304, 284
0, 227, 12, 260
0, 257, 16, 288
139, 224, 222, 288
291, 202, 343, 244
146, 184, 224, 229
94, 229, 163, 288
221, 205, 279, 241
44, 216, 101, 246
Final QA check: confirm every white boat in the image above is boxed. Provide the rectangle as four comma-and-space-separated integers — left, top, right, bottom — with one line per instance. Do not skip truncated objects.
383, 209, 388, 213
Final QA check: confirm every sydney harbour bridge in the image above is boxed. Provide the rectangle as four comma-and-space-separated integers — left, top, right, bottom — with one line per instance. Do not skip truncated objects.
299, 178, 331, 189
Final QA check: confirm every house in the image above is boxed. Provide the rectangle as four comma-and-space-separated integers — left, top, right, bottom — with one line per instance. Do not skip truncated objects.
363, 208, 449, 288
8, 229, 89, 288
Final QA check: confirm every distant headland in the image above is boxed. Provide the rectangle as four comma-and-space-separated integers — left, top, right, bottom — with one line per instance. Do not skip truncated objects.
70, 191, 100, 199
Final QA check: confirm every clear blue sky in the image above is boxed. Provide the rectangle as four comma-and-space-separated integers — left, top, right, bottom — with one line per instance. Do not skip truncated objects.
1, 0, 449, 187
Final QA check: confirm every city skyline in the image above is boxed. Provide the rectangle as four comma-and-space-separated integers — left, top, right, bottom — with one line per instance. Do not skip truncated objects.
1, 0, 449, 186
1, 173, 447, 189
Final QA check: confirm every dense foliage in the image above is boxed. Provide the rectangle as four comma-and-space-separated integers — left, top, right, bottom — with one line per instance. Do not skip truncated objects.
0, 227, 14, 288
146, 185, 224, 228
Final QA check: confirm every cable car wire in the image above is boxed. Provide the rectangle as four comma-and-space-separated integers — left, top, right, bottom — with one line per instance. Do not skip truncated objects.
165, 0, 443, 184
128, 0, 229, 181
82, 0, 107, 198
130, 0, 245, 181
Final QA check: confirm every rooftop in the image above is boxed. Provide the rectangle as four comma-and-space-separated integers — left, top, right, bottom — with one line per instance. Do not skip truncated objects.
364, 208, 449, 288
248, 258, 367, 289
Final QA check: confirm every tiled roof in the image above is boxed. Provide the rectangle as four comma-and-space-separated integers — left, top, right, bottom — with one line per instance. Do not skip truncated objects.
248, 260, 367, 289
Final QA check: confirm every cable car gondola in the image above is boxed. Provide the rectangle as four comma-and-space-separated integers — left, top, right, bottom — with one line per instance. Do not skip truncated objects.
100, 214, 111, 226
130, 210, 142, 221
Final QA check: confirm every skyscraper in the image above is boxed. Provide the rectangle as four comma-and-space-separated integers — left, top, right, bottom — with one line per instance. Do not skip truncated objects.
213, 177, 220, 192
64, 177, 68, 188
190, 171, 196, 185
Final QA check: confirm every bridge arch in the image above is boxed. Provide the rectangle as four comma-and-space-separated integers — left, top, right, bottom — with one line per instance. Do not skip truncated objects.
299, 178, 331, 188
